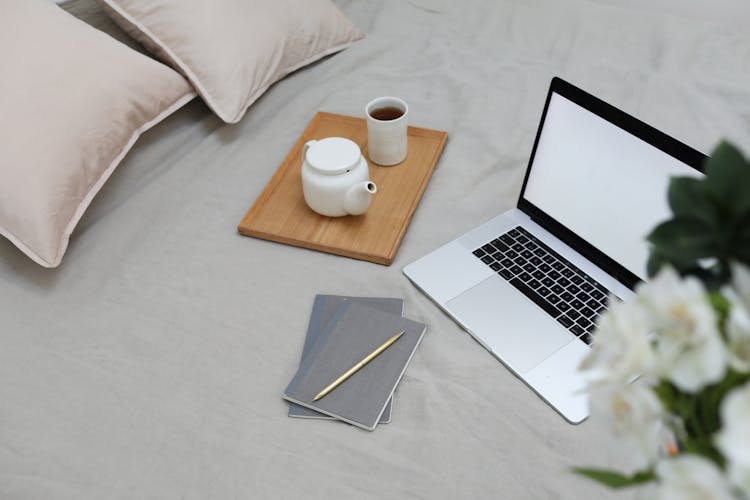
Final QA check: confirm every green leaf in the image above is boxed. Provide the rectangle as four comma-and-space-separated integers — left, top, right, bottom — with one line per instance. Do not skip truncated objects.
709, 290, 731, 328
728, 211, 750, 266
704, 141, 750, 216
572, 467, 656, 489
730, 209, 750, 239
646, 251, 667, 278
668, 177, 717, 224
647, 217, 719, 262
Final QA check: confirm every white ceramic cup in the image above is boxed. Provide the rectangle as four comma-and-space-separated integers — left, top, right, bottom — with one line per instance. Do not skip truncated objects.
365, 96, 408, 166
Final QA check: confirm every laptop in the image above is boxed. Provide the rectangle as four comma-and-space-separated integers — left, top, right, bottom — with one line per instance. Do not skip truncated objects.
403, 77, 706, 423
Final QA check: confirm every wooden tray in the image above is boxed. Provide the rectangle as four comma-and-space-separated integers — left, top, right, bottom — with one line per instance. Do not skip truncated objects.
237, 112, 447, 265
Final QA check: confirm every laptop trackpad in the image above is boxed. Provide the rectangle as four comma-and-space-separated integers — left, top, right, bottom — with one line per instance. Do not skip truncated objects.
446, 276, 573, 374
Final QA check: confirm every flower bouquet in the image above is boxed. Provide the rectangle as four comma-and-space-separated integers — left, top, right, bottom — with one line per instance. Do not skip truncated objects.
576, 142, 750, 498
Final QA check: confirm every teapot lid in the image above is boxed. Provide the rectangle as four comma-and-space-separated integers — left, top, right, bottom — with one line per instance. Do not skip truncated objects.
306, 137, 361, 175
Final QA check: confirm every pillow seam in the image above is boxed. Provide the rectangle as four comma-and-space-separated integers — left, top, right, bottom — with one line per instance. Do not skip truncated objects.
53, 90, 198, 267
0, 90, 196, 268
96, 0, 236, 123
97, 0, 364, 124
234, 38, 363, 123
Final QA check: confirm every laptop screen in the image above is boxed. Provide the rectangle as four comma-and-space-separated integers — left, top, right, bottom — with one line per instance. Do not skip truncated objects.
522, 91, 703, 282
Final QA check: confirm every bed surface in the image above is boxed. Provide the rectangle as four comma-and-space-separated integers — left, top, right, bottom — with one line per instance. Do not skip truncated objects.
2, 0, 750, 498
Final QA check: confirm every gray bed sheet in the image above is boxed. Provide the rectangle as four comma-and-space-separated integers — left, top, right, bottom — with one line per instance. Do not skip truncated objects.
2, 0, 750, 498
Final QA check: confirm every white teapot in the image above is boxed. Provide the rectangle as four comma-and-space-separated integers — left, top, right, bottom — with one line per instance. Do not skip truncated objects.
301, 137, 377, 217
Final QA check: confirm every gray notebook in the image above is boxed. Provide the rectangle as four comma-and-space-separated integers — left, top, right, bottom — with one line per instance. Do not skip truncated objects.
283, 301, 426, 431
289, 295, 404, 421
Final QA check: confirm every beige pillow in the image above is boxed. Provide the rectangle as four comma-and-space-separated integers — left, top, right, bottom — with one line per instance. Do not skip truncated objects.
95, 0, 365, 123
0, 0, 194, 268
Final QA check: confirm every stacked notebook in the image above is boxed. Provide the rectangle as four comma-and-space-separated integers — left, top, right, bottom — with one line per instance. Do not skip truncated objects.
283, 295, 427, 431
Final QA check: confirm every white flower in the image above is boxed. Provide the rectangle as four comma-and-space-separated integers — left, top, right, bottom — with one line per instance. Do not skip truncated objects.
637, 267, 726, 393
655, 454, 735, 500
579, 296, 655, 383
724, 290, 750, 373
716, 382, 750, 495
588, 381, 664, 471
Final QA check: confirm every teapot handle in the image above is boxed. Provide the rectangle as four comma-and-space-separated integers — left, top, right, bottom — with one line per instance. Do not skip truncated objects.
302, 140, 317, 163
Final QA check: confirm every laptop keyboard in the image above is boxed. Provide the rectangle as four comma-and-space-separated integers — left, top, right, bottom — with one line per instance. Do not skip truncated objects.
472, 226, 612, 345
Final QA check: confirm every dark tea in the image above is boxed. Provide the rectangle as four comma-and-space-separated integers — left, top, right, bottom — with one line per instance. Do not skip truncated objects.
369, 106, 404, 121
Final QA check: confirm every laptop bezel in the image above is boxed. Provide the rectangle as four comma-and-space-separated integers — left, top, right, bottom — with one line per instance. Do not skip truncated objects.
516, 77, 707, 290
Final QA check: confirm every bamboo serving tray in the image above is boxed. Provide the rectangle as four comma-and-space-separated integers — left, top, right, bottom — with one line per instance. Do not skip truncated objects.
237, 112, 448, 265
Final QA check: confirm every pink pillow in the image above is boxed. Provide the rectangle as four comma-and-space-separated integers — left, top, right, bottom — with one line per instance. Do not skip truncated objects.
0, 0, 195, 268
96, 0, 365, 123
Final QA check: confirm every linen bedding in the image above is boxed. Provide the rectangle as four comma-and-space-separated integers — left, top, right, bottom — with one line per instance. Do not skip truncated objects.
2, 0, 749, 498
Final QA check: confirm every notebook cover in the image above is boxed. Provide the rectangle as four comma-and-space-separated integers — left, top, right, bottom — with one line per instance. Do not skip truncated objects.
283, 301, 426, 431
289, 295, 404, 421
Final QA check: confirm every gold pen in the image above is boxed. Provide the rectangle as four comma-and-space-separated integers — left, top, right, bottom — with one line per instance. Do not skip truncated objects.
313, 330, 405, 401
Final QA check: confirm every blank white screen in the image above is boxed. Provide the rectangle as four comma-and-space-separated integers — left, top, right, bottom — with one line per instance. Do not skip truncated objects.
523, 93, 703, 281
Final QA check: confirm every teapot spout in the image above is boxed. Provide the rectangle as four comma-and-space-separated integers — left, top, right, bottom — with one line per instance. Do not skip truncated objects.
344, 181, 377, 216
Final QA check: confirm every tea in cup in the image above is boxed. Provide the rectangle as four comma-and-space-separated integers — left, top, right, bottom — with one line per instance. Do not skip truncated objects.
365, 96, 408, 166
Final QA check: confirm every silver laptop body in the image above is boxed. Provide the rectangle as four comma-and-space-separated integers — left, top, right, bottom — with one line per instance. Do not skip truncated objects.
403, 77, 705, 423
